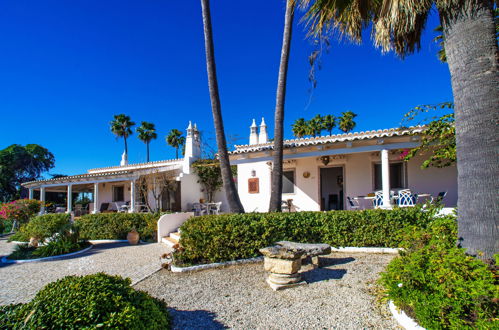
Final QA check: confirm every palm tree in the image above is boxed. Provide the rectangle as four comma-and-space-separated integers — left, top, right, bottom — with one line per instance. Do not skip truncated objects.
323, 114, 336, 135
269, 0, 296, 212
136, 122, 157, 162
166, 129, 185, 159
110, 114, 135, 159
292, 118, 309, 138
302, 0, 499, 260
338, 111, 357, 133
200, 0, 244, 213
308, 114, 324, 137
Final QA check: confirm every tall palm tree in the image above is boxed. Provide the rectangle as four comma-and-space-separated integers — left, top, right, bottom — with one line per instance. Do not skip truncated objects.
323, 114, 336, 135
136, 121, 157, 162
110, 114, 135, 158
292, 118, 309, 138
200, 0, 244, 213
166, 129, 185, 159
338, 111, 357, 133
308, 114, 324, 137
269, 0, 296, 212
302, 0, 499, 260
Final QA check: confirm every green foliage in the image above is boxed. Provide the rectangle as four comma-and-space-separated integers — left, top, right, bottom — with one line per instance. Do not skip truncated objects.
23, 213, 71, 240
136, 121, 157, 144
76, 213, 159, 241
8, 229, 30, 242
291, 112, 357, 138
192, 159, 233, 202
166, 128, 186, 159
0, 144, 55, 202
292, 118, 308, 138
379, 216, 498, 329
175, 207, 437, 265
0, 273, 170, 329
338, 111, 357, 133
0, 199, 42, 227
402, 103, 456, 168
8, 243, 37, 260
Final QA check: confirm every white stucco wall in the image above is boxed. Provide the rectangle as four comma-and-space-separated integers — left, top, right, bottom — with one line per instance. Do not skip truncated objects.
236, 151, 458, 212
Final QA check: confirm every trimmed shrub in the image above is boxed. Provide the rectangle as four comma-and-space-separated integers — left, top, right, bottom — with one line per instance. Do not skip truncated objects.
379, 216, 498, 329
24, 213, 71, 240
0, 273, 170, 329
76, 213, 159, 241
176, 207, 437, 265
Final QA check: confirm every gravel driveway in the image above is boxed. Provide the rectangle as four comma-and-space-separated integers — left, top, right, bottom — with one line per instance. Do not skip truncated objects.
136, 253, 399, 329
0, 236, 169, 305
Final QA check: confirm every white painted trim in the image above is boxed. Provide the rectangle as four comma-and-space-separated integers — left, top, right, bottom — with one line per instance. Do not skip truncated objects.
389, 300, 425, 330
171, 257, 264, 273
1, 245, 93, 264
231, 142, 420, 165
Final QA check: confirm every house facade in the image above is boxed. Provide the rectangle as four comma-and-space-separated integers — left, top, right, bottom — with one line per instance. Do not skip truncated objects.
22, 123, 228, 214
230, 119, 457, 212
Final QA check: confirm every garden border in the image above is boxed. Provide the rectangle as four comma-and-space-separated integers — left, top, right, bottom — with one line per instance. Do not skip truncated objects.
170, 246, 401, 273
1, 244, 93, 264
389, 300, 424, 330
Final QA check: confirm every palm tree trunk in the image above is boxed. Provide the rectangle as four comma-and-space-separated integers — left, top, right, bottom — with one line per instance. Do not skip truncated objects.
124, 136, 128, 157
175, 147, 179, 160
200, 0, 244, 213
440, 0, 498, 261
269, 0, 295, 212
146, 142, 150, 162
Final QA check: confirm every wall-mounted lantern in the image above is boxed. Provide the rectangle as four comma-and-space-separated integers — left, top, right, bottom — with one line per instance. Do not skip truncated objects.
320, 155, 330, 166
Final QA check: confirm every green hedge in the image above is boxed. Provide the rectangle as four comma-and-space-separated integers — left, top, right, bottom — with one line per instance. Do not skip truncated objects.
379, 216, 498, 328
175, 207, 437, 265
76, 213, 159, 241
0, 273, 170, 329
8, 213, 71, 242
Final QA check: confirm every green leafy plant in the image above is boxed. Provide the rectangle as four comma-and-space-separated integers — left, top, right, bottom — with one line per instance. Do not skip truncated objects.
192, 159, 235, 202
23, 213, 71, 241
33, 226, 88, 258
76, 213, 160, 241
0, 273, 170, 329
379, 216, 498, 329
0, 199, 42, 231
175, 207, 438, 265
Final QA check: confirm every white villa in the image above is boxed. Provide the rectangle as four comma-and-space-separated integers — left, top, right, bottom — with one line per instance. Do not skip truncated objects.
22, 123, 228, 214
22, 119, 457, 215
230, 118, 457, 212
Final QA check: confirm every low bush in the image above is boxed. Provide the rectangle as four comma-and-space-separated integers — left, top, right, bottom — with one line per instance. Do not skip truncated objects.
76, 213, 159, 241
175, 207, 437, 265
0, 273, 170, 329
379, 216, 498, 329
8, 213, 70, 242
0, 199, 42, 229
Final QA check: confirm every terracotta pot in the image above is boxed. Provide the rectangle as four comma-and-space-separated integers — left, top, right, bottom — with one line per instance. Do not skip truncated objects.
127, 230, 140, 245
199, 198, 205, 203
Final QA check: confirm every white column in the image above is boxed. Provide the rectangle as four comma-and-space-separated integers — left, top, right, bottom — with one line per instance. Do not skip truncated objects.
381, 149, 392, 208
39, 186, 46, 214
93, 183, 99, 214
130, 180, 136, 213
66, 184, 73, 214
28, 188, 33, 199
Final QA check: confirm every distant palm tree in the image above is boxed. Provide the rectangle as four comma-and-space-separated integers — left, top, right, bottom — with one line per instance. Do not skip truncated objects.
110, 114, 135, 158
166, 129, 185, 159
269, 0, 296, 212
308, 114, 324, 137
292, 118, 308, 138
200, 0, 244, 213
338, 111, 357, 133
323, 114, 336, 135
136, 122, 157, 162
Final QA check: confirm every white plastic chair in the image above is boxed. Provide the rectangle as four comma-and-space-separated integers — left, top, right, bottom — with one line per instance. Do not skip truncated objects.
347, 197, 361, 210
372, 191, 384, 208
397, 189, 416, 207
208, 202, 222, 215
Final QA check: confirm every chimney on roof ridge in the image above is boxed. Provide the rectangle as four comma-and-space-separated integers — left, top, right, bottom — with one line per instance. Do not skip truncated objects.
249, 119, 259, 145
258, 117, 268, 144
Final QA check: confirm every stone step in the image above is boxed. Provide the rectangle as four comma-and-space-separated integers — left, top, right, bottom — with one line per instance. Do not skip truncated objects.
162, 236, 179, 249
170, 232, 181, 241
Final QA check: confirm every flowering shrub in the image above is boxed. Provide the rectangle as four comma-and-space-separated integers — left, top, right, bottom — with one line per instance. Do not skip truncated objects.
0, 199, 42, 231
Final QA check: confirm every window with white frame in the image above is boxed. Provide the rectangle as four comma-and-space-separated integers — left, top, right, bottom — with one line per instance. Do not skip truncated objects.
373, 162, 405, 191
112, 185, 125, 202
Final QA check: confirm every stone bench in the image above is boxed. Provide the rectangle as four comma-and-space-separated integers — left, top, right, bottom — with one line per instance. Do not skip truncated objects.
259, 241, 331, 291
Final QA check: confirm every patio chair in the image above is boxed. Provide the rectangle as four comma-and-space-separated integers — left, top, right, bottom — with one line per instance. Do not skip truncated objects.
397, 189, 416, 207
99, 202, 110, 213
372, 191, 384, 208
208, 202, 222, 215
74, 204, 83, 217
192, 203, 207, 216
346, 197, 360, 210
115, 201, 129, 213
434, 191, 447, 203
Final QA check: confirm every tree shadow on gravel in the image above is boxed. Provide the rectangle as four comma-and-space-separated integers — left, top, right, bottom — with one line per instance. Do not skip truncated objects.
168, 308, 227, 329
301, 268, 347, 284
319, 256, 355, 267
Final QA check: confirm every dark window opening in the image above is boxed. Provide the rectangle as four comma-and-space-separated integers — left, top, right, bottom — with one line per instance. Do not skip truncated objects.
374, 163, 404, 191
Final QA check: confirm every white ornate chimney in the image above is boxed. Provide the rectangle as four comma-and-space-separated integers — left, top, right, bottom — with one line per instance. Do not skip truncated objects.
258, 117, 268, 144
249, 119, 259, 145
120, 150, 128, 166
183, 121, 201, 174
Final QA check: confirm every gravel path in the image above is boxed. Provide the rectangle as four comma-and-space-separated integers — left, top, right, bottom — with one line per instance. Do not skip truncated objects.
136, 253, 399, 329
0, 236, 170, 305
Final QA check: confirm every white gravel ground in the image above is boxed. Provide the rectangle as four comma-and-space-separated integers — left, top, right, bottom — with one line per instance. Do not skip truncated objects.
136, 252, 400, 329
0, 235, 169, 305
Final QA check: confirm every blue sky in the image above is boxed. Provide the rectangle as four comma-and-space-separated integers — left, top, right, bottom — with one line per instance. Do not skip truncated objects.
0, 1, 453, 176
